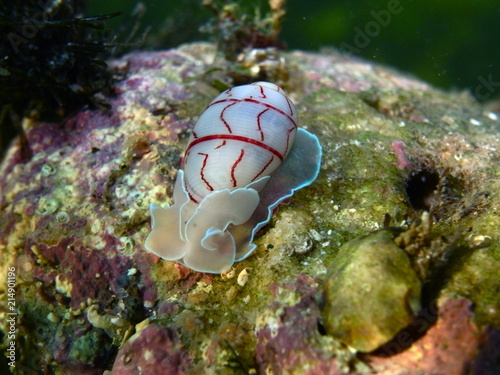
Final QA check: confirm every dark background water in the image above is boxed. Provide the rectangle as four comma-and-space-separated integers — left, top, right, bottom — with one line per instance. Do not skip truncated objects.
88, 0, 500, 103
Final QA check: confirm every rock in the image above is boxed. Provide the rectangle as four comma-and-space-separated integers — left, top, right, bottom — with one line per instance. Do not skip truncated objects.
110, 324, 190, 375
368, 299, 487, 375
321, 229, 421, 352
0, 42, 498, 373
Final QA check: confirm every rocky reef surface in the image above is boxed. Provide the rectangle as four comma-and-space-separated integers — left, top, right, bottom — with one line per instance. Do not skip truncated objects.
0, 42, 498, 374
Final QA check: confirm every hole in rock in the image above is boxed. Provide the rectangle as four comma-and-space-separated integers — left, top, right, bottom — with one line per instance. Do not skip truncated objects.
405, 169, 440, 211
316, 320, 327, 336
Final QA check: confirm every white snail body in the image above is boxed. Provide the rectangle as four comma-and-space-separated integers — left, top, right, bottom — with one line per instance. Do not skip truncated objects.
145, 82, 322, 273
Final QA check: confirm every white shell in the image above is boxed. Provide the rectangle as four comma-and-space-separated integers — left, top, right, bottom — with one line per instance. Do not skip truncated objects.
183, 81, 297, 203
145, 82, 322, 273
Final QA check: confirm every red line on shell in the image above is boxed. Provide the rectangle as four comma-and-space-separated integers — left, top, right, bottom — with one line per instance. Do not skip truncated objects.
251, 156, 274, 182
198, 152, 214, 191
258, 85, 266, 98
231, 149, 245, 187
285, 96, 294, 116
186, 135, 284, 161
284, 126, 295, 156
208, 98, 297, 128
184, 178, 201, 204
214, 140, 227, 150
187, 190, 199, 204
256, 108, 269, 141
220, 101, 238, 133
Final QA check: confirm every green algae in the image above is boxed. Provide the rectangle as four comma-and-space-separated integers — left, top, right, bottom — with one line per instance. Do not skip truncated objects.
69, 330, 112, 365
321, 229, 421, 352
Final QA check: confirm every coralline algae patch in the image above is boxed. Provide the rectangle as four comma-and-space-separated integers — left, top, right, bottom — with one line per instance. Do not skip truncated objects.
0, 42, 498, 374
25, 238, 134, 309
110, 324, 191, 375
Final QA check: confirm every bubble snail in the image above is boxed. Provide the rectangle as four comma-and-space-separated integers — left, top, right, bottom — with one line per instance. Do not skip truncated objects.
145, 82, 322, 273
